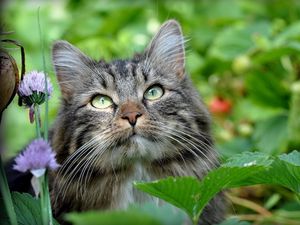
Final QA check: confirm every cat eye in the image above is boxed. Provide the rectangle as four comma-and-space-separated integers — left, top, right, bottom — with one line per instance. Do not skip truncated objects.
91, 95, 113, 109
144, 85, 164, 101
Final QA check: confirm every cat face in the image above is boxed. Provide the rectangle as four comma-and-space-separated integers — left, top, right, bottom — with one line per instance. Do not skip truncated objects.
52, 20, 213, 171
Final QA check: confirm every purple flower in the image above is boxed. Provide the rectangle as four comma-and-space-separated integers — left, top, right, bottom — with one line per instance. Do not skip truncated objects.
18, 71, 53, 106
13, 139, 59, 176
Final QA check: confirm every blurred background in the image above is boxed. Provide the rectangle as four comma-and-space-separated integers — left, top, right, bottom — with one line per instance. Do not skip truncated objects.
1, 0, 300, 224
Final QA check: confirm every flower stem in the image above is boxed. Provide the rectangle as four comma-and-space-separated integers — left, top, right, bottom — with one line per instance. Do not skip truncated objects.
0, 155, 18, 225
37, 8, 49, 141
44, 170, 53, 225
34, 104, 41, 138
39, 174, 49, 225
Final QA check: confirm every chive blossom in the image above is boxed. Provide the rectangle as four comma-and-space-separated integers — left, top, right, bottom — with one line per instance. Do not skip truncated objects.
13, 139, 59, 177
18, 71, 53, 107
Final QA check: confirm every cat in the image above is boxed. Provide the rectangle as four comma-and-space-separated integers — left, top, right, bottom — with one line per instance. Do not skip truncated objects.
49, 19, 225, 224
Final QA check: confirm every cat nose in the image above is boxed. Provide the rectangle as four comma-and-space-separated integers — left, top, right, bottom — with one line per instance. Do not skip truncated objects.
120, 101, 144, 127
121, 111, 142, 126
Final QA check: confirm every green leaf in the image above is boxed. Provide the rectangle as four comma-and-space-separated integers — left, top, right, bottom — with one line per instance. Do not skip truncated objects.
245, 150, 300, 193
200, 0, 243, 23
65, 205, 163, 225
245, 72, 290, 109
0, 192, 60, 225
135, 151, 300, 224
279, 150, 300, 166
134, 177, 201, 220
216, 137, 254, 159
253, 42, 300, 64
208, 22, 271, 61
12, 192, 41, 225
252, 22, 300, 64
253, 114, 289, 154
274, 22, 300, 46
65, 202, 187, 225
130, 202, 188, 225
217, 218, 251, 225
135, 152, 270, 223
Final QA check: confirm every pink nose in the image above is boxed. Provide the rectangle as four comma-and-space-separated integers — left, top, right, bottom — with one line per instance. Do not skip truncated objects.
121, 111, 142, 126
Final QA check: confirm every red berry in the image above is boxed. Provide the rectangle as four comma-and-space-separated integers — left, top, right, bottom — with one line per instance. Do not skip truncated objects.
209, 97, 232, 115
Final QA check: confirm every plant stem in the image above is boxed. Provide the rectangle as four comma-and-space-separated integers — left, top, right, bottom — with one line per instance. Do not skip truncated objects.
34, 104, 41, 138
227, 193, 272, 216
0, 155, 18, 225
288, 81, 300, 149
37, 7, 49, 141
39, 174, 49, 225
44, 170, 53, 225
36, 9, 53, 225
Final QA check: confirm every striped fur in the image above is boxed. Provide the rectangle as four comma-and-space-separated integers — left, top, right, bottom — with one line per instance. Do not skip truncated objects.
50, 20, 225, 224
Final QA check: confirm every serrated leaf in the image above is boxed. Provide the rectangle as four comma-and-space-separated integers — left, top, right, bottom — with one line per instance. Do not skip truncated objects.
135, 152, 270, 223
135, 151, 300, 224
279, 150, 300, 166
223, 151, 272, 167
134, 177, 201, 220
243, 151, 300, 193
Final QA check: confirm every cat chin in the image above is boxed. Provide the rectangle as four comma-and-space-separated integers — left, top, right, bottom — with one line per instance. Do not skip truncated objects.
121, 135, 165, 161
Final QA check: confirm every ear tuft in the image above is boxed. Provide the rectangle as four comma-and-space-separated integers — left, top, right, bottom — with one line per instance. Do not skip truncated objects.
52, 40, 92, 100
145, 20, 185, 79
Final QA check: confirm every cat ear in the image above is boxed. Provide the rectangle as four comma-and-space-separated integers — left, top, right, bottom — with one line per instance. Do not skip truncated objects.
145, 20, 185, 79
52, 40, 92, 100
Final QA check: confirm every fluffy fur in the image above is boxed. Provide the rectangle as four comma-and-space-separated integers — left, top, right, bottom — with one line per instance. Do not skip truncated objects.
50, 20, 225, 224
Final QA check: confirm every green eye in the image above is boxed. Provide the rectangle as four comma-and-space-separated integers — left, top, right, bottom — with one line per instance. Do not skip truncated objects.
144, 85, 164, 100
91, 95, 113, 109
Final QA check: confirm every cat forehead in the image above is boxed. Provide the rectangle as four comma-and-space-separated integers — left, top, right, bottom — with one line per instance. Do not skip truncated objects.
90, 59, 149, 96
95, 58, 152, 83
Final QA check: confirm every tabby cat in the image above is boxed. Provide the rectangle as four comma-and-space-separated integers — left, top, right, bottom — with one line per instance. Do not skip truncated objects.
50, 20, 225, 224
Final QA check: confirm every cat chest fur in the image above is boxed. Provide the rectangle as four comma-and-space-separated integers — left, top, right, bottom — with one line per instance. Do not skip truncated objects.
52, 162, 156, 212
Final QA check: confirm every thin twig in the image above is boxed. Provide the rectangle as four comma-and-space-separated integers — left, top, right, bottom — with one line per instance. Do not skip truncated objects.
236, 214, 300, 225
227, 193, 272, 216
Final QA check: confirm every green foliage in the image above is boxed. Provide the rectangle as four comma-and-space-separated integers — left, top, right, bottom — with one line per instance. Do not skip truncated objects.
66, 210, 162, 225
253, 113, 288, 154
135, 151, 300, 224
0, 192, 59, 225
218, 218, 251, 225
209, 22, 271, 61
288, 82, 300, 148
2, 0, 300, 224
65, 202, 188, 225
245, 72, 290, 109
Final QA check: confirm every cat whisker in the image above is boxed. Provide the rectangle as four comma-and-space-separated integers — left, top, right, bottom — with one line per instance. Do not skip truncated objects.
153, 129, 213, 172
57, 136, 99, 175
79, 138, 114, 198
57, 134, 111, 202
167, 123, 220, 161
151, 120, 219, 160
145, 122, 218, 170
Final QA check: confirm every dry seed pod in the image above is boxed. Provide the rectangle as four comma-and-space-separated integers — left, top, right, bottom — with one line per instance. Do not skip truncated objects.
0, 39, 25, 121
0, 49, 19, 117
